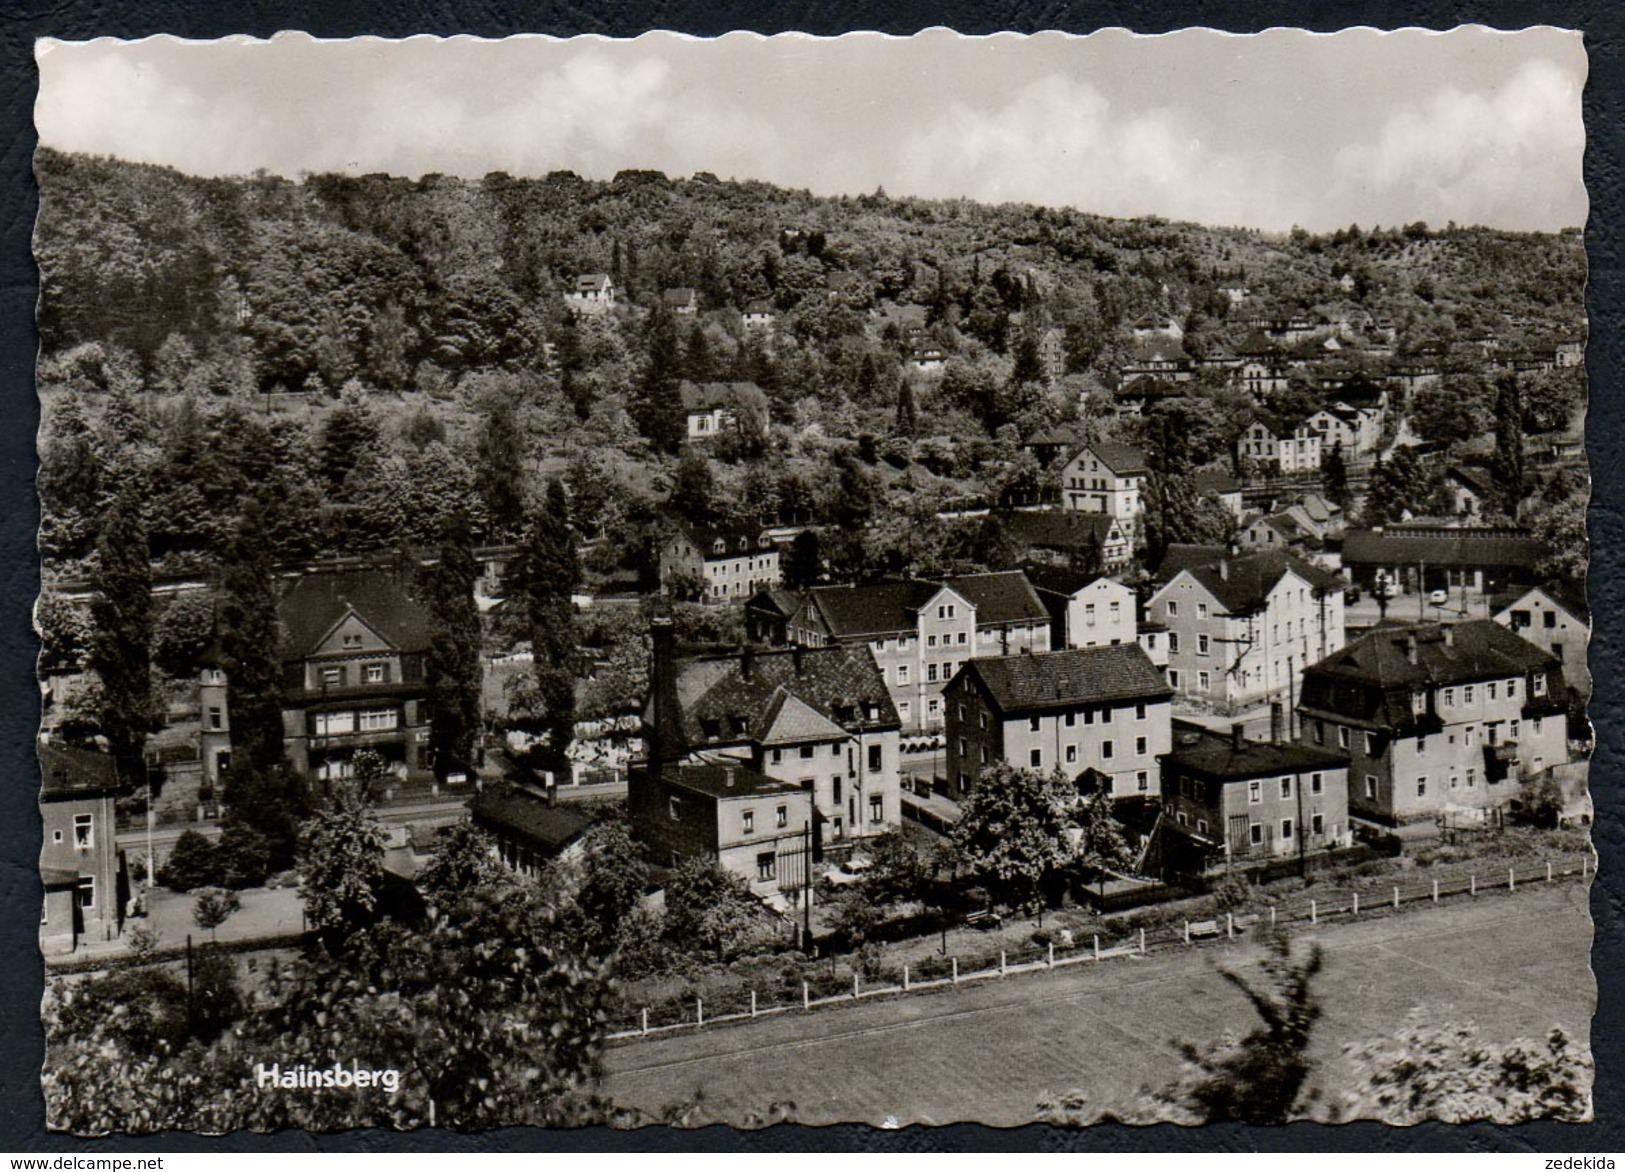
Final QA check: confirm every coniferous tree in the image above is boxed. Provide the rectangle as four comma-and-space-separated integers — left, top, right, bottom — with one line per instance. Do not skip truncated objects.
218, 498, 285, 770
634, 304, 685, 453
895, 378, 918, 437
1490, 374, 1527, 520
1322, 441, 1349, 508
509, 481, 581, 754
475, 395, 527, 539
87, 484, 154, 783
421, 521, 484, 781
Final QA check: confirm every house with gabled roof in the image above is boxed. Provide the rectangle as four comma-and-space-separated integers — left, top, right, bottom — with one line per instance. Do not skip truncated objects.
1147, 549, 1346, 714
680, 380, 769, 442
944, 644, 1174, 800
40, 741, 129, 954
1494, 583, 1590, 697
1120, 337, 1193, 383
660, 523, 782, 603
1296, 621, 1571, 828
1238, 415, 1322, 475
564, 272, 617, 315
1193, 468, 1244, 518
662, 287, 700, 315
1001, 510, 1131, 572
1059, 442, 1148, 547
741, 299, 776, 331
786, 571, 1050, 732
639, 622, 899, 855
278, 569, 435, 784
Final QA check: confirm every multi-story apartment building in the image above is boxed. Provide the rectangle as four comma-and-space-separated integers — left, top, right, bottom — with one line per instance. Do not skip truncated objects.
660, 524, 783, 603
39, 742, 128, 954
1147, 550, 1346, 714
1161, 719, 1352, 865
642, 621, 902, 851
1238, 418, 1322, 475
943, 644, 1173, 800
278, 569, 434, 784
1058, 442, 1148, 547
1296, 621, 1571, 828
1021, 565, 1137, 652
1494, 584, 1590, 697
786, 572, 1051, 732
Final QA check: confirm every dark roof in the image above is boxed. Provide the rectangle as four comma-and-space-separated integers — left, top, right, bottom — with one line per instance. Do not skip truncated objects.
1342, 526, 1542, 571
1021, 563, 1118, 600
679, 380, 767, 414
1125, 339, 1190, 365
662, 287, 698, 306
1166, 550, 1343, 615
39, 742, 121, 798
1165, 721, 1348, 781
954, 645, 1172, 716
1492, 582, 1591, 626
1305, 620, 1560, 693
679, 524, 773, 557
1155, 543, 1230, 582
743, 299, 774, 315
574, 273, 611, 291
665, 763, 803, 800
671, 645, 900, 748
941, 571, 1050, 626
806, 581, 940, 637
1446, 465, 1496, 497
279, 569, 433, 659
1002, 510, 1119, 553
746, 587, 803, 618
1085, 442, 1150, 476
470, 791, 596, 853
1193, 468, 1241, 496
1114, 376, 1186, 402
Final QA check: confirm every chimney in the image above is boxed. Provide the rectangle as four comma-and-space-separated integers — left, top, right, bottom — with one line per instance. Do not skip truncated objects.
1269, 701, 1284, 745
648, 618, 685, 772
791, 643, 804, 674
1404, 633, 1418, 665
741, 644, 755, 681
1231, 722, 1246, 750
1218, 559, 1230, 581
723, 766, 736, 789
1442, 624, 1454, 648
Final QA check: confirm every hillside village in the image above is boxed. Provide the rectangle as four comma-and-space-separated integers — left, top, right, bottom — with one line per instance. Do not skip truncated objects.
35, 149, 1593, 1125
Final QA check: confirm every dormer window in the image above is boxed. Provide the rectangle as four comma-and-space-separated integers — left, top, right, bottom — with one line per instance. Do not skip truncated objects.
1411, 690, 1426, 714
1533, 673, 1547, 697
701, 718, 722, 740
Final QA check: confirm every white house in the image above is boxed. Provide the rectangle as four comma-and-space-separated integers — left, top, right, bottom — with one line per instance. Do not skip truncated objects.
1059, 442, 1148, 547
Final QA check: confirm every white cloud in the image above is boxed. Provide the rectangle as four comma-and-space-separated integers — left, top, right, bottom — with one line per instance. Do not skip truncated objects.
890, 74, 1309, 229
1330, 58, 1586, 230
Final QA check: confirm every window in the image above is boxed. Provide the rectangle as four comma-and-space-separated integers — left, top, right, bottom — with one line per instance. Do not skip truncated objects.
1197, 634, 1210, 656
756, 852, 776, 882
1083, 707, 1095, 726
1029, 716, 1042, 733
776, 805, 788, 828
1365, 775, 1377, 800
1136, 737, 1147, 756
834, 777, 843, 804
959, 738, 968, 758
1417, 777, 1427, 797
927, 634, 938, 648
1135, 702, 1147, 721
1168, 669, 1181, 688
897, 665, 910, 685
927, 699, 940, 718
1544, 610, 1558, 629
1064, 712, 1077, 728
1310, 772, 1323, 795
771, 748, 783, 765
1198, 671, 1211, 693
869, 795, 883, 824
1066, 745, 1078, 764
1338, 726, 1350, 750
1467, 767, 1477, 787
1196, 818, 1208, 835
1249, 780, 1262, 804
77, 876, 95, 910
1030, 749, 1042, 768
957, 632, 967, 645
1415, 735, 1425, 755
898, 701, 912, 721
315, 711, 355, 736
742, 809, 755, 834
1450, 773, 1459, 790
1533, 674, 1547, 696
1507, 679, 1519, 700
1101, 740, 1115, 761
1110, 601, 1122, 620
1168, 601, 1179, 617
1281, 818, 1294, 841
927, 664, 939, 683
1364, 732, 1378, 756
321, 667, 344, 687
360, 708, 396, 731
1443, 688, 1455, 707
1465, 725, 1476, 747
1488, 681, 1498, 700
831, 743, 842, 758
364, 663, 387, 684
1169, 633, 1181, 654
1510, 719, 1521, 740
1464, 685, 1475, 705
799, 745, 815, 759
72, 813, 92, 848
868, 744, 883, 773
1197, 603, 1209, 620
208, 706, 224, 730
668, 797, 682, 821
1280, 776, 1293, 799
1085, 603, 1097, 626
1249, 823, 1263, 846
1137, 771, 1149, 792
1311, 813, 1324, 837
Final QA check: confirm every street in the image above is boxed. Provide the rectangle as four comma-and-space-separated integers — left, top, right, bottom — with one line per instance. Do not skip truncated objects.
603, 882, 1594, 1126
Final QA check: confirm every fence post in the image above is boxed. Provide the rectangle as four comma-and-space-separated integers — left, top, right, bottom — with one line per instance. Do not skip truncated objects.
1470, 874, 1477, 897
1093, 934, 1100, 960
952, 957, 959, 984
904, 965, 910, 991
1227, 912, 1234, 939
1047, 942, 1054, 968
1432, 879, 1439, 903
750, 989, 757, 1018
1548, 861, 1554, 883
1352, 892, 1359, 916
1509, 867, 1516, 892
1393, 886, 1400, 909
1183, 920, 1190, 945
1311, 899, 1317, 924
1269, 906, 1276, 928
853, 972, 861, 999
999, 950, 1007, 976
696, 998, 704, 1027
1139, 928, 1146, 955
803, 981, 810, 1011
641, 1008, 649, 1036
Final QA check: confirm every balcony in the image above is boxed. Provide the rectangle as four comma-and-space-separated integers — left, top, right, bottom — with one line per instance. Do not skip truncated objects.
307, 726, 427, 752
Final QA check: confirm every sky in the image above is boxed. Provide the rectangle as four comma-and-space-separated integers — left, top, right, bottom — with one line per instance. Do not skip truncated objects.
34, 27, 1587, 233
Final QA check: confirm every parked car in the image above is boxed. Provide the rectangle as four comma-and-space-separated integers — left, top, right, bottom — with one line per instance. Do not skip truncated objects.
1428, 588, 1449, 606
1344, 586, 1362, 604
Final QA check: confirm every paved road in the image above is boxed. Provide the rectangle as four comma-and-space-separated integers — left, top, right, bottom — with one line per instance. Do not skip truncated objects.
604, 883, 1594, 1127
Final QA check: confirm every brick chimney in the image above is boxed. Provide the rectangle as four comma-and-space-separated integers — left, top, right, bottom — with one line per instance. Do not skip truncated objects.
1405, 633, 1418, 665
648, 617, 686, 772
1269, 700, 1284, 745
1231, 722, 1246, 750
1441, 624, 1455, 648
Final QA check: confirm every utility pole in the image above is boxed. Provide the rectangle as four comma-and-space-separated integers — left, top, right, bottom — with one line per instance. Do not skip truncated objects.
802, 820, 813, 955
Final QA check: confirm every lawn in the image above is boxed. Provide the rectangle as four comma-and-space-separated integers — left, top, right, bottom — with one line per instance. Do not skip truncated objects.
603, 882, 1595, 1127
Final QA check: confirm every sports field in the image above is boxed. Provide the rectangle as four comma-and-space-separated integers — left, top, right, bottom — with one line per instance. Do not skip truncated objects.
604, 882, 1595, 1126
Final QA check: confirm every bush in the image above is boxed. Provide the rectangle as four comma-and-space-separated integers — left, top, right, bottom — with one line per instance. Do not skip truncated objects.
158, 829, 222, 892
217, 822, 272, 889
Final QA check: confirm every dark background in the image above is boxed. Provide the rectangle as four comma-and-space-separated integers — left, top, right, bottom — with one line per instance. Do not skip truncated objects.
1, 1, 1619, 1153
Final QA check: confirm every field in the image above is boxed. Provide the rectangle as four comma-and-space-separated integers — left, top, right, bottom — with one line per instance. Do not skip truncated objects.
603, 882, 1595, 1126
